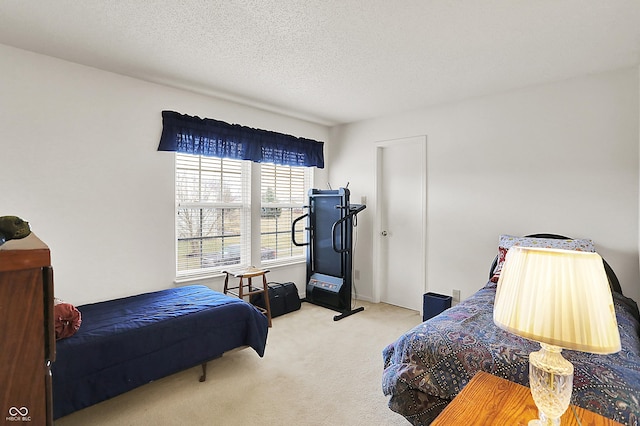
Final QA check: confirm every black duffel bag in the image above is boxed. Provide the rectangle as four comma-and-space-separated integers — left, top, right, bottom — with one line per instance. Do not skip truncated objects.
251, 282, 301, 318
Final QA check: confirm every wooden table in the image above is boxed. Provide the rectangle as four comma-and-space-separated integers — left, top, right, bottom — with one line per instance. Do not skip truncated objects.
431, 371, 623, 426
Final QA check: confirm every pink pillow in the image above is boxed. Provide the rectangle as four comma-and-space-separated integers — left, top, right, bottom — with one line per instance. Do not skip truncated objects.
53, 299, 82, 340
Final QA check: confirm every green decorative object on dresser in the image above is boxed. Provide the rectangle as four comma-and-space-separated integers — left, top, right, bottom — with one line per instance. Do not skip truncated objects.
0, 216, 31, 245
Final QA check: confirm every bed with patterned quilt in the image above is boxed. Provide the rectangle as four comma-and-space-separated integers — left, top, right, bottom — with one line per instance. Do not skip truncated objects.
52, 284, 269, 419
382, 234, 640, 426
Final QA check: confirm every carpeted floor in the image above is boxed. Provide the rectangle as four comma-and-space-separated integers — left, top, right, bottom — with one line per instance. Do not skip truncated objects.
54, 300, 420, 425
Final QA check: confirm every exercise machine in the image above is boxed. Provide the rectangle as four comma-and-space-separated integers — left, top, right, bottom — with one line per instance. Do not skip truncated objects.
292, 187, 366, 320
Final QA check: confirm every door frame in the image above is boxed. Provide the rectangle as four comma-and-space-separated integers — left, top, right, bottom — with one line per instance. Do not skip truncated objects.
372, 135, 427, 309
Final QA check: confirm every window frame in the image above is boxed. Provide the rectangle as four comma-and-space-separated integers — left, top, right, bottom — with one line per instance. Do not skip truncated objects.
175, 153, 312, 281
259, 162, 311, 267
175, 155, 250, 277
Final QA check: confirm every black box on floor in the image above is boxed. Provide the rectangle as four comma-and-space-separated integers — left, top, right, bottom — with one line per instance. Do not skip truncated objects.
251, 282, 301, 318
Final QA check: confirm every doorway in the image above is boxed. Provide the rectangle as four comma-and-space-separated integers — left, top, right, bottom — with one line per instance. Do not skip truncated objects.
374, 136, 427, 312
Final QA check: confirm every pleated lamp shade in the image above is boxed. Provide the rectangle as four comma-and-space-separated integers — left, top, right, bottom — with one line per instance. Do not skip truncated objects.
493, 246, 621, 354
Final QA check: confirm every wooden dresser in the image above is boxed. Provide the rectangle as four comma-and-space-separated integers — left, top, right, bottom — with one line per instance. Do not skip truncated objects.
0, 234, 55, 426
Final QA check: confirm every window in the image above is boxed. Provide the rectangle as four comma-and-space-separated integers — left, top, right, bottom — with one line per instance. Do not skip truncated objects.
176, 155, 250, 274
176, 154, 311, 277
260, 163, 310, 263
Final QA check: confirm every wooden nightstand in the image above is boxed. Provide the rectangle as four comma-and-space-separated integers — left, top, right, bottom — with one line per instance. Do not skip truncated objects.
431, 371, 624, 426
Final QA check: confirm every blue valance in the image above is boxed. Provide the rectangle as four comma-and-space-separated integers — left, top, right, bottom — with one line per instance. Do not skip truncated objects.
158, 111, 324, 168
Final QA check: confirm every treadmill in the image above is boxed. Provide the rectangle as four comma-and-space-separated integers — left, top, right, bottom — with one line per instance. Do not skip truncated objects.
292, 187, 366, 320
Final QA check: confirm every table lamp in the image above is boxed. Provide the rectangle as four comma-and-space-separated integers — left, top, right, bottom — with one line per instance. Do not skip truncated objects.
493, 246, 621, 426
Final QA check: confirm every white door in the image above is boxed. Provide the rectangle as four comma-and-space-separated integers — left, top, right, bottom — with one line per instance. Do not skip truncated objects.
374, 136, 426, 312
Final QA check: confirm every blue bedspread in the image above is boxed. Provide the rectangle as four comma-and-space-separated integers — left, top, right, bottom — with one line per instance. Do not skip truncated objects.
382, 283, 640, 425
53, 285, 268, 419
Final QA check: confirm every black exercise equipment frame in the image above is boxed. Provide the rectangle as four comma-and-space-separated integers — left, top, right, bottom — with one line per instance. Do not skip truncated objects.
292, 188, 366, 320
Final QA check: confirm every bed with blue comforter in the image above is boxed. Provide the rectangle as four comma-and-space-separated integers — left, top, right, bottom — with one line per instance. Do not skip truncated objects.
52, 285, 269, 419
382, 235, 640, 426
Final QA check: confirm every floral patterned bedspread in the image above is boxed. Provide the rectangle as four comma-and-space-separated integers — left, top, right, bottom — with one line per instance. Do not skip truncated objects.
382, 283, 640, 426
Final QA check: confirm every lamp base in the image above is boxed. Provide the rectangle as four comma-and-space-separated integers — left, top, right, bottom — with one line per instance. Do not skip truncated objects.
528, 412, 559, 426
528, 343, 574, 426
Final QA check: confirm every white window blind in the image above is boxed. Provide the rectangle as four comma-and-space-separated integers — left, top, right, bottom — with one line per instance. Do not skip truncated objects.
175, 154, 311, 277
176, 154, 250, 274
260, 163, 309, 263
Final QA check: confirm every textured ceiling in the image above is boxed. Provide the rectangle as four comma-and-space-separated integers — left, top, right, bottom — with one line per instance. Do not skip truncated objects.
1, 1, 639, 125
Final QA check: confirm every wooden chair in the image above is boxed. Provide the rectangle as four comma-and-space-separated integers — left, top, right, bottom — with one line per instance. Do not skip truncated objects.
223, 267, 272, 327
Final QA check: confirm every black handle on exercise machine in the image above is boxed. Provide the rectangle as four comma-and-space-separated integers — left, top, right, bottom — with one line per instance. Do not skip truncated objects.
291, 213, 309, 247
331, 204, 366, 253
331, 216, 349, 254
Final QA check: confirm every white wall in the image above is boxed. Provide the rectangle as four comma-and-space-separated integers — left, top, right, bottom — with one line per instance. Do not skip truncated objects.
330, 67, 640, 304
0, 44, 329, 305
3, 43, 637, 306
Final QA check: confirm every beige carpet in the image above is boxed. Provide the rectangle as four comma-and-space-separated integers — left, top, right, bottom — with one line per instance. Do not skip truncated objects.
54, 300, 420, 425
